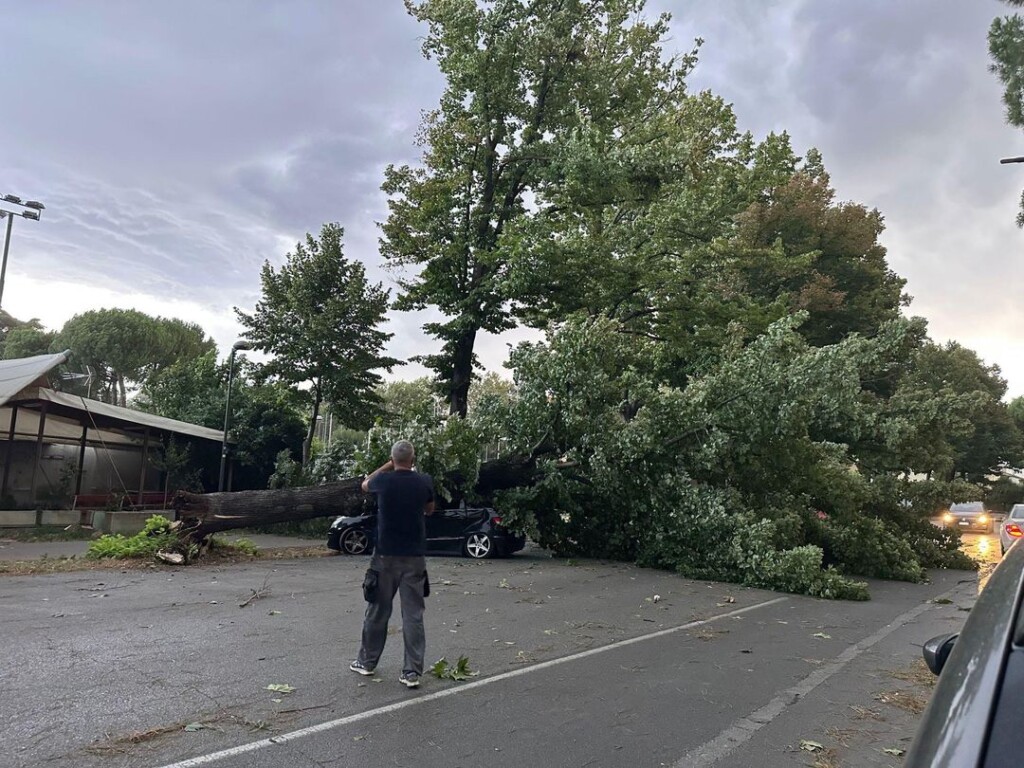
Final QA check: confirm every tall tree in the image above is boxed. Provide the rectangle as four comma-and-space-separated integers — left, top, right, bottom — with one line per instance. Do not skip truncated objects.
0, 310, 50, 359
138, 351, 307, 490
381, 0, 694, 417
54, 309, 159, 405
908, 342, 1022, 480
2, 326, 54, 359
236, 223, 396, 467
53, 309, 215, 406
990, 0, 1024, 224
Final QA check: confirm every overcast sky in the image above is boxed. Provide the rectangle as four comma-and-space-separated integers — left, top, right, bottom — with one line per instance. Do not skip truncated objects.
2, 1, 1022, 397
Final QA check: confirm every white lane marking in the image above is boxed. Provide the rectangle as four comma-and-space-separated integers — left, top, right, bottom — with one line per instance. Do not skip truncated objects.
153, 596, 788, 768
673, 584, 965, 768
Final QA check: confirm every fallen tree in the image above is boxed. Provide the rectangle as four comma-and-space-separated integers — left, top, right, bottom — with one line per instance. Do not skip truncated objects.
170, 453, 545, 548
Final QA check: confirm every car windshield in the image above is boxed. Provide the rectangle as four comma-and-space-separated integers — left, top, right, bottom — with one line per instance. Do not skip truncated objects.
950, 502, 985, 514
1012, 505, 1024, 520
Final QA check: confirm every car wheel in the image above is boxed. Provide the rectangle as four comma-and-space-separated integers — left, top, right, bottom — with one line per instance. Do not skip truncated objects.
340, 528, 371, 556
464, 532, 494, 559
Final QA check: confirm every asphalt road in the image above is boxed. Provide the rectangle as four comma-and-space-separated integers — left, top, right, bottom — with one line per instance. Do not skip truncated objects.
0, 543, 981, 768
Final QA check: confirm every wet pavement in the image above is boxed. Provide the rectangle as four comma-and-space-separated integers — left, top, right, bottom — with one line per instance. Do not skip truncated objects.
961, 531, 1002, 592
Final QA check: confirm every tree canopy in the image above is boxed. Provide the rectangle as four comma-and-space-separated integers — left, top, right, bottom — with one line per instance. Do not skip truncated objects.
236, 222, 397, 466
381, 0, 696, 417
52, 309, 215, 406
990, 0, 1024, 224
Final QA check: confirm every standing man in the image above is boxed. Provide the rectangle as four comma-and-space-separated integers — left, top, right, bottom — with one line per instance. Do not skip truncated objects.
351, 439, 435, 688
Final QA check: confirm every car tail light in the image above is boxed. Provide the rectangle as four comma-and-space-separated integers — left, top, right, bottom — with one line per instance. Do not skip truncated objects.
1006, 523, 1023, 538
491, 516, 503, 526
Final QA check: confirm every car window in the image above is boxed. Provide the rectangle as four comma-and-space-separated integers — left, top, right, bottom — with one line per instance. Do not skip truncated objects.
1012, 505, 1024, 520
950, 502, 984, 514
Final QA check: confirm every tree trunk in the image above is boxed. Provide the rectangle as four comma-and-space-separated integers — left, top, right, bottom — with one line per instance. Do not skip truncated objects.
303, 385, 322, 468
174, 478, 369, 542
172, 453, 546, 550
450, 328, 477, 419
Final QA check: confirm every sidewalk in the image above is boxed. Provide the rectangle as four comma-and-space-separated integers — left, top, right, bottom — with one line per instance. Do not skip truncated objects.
0, 533, 326, 561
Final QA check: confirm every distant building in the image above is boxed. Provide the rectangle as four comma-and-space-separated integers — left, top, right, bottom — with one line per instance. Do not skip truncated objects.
0, 351, 226, 513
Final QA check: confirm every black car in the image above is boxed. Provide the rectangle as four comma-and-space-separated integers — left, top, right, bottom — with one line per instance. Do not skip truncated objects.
906, 538, 1024, 766
327, 505, 525, 559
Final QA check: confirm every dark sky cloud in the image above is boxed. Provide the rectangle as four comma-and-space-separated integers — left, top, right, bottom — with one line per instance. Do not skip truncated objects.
2, 1, 1023, 394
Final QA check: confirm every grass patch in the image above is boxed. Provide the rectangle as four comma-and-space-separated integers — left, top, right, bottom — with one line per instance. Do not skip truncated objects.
890, 659, 938, 689
811, 748, 842, 768
848, 704, 885, 722
236, 518, 332, 538
873, 689, 929, 715
824, 727, 860, 748
0, 544, 331, 576
209, 537, 259, 556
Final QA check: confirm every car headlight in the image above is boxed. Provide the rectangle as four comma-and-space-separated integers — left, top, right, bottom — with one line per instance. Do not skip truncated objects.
943, 512, 954, 523
979, 515, 988, 524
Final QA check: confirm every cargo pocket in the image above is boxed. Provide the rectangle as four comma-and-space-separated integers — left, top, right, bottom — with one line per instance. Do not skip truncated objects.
362, 568, 379, 603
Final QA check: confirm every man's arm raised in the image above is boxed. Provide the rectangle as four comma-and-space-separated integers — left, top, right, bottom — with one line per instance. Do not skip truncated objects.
361, 459, 394, 493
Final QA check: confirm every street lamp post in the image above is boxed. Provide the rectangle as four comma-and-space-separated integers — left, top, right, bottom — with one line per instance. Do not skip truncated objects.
218, 340, 252, 492
0, 193, 46, 311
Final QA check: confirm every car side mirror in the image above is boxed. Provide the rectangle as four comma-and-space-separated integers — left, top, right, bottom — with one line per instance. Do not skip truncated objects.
923, 633, 958, 675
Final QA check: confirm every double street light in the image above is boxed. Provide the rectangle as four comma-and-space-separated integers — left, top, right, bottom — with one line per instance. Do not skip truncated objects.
0, 193, 46, 311
218, 340, 253, 492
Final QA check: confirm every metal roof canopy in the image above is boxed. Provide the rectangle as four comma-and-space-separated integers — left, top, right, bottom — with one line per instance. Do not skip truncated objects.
0, 350, 70, 408
33, 389, 224, 443
1, 389, 226, 446
0, 352, 224, 444
0, 353, 230, 506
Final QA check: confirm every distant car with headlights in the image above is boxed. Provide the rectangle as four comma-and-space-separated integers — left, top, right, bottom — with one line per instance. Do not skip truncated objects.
1000, 503, 1024, 555
941, 501, 992, 534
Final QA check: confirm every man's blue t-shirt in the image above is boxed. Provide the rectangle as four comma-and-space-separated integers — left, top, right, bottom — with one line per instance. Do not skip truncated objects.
367, 470, 434, 556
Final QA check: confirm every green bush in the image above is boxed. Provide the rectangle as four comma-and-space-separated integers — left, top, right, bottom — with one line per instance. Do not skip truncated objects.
814, 517, 925, 583
903, 519, 978, 571
730, 520, 869, 599
86, 515, 176, 560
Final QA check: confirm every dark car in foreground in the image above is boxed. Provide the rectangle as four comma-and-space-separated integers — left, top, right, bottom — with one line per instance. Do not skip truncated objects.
906, 538, 1024, 766
327, 505, 525, 559
941, 501, 993, 534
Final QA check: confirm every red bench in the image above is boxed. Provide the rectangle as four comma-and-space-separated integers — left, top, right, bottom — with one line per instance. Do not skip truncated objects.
126, 491, 171, 509
72, 493, 120, 510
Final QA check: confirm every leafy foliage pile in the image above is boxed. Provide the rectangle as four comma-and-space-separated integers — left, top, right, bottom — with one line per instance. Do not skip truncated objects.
86, 515, 178, 560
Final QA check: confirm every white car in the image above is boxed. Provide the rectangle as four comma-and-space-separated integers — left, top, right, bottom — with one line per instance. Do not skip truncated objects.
999, 503, 1024, 555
